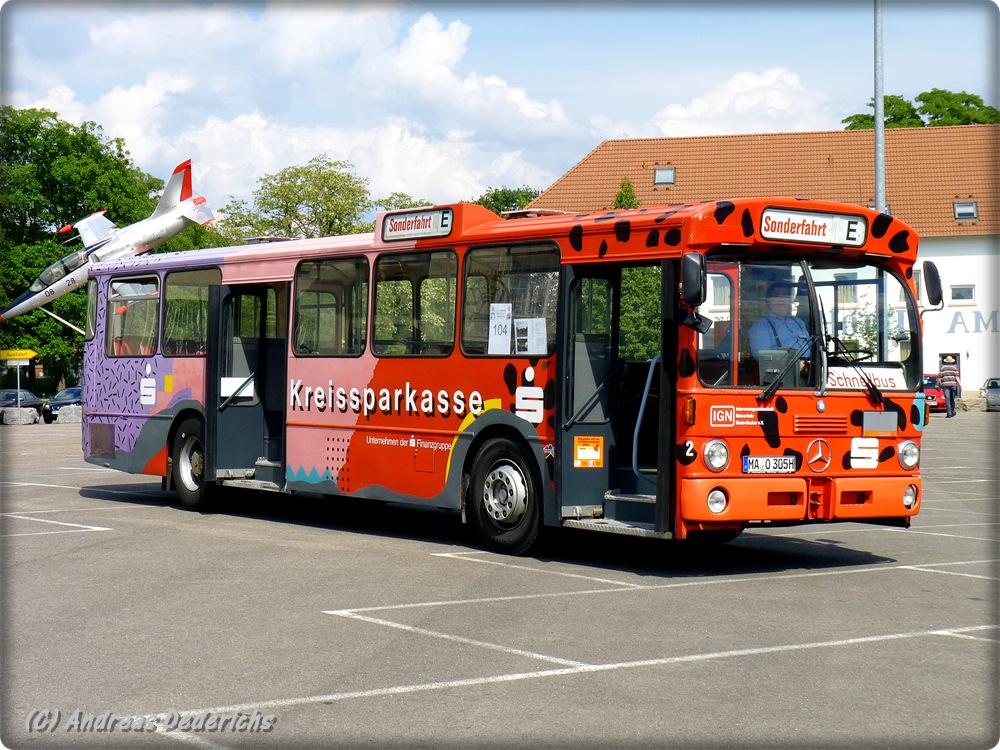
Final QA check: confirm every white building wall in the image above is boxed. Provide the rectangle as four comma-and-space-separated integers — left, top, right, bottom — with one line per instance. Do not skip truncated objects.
917, 234, 1000, 396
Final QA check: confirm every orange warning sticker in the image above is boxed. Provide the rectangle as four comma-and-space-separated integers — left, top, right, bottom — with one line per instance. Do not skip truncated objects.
573, 435, 604, 468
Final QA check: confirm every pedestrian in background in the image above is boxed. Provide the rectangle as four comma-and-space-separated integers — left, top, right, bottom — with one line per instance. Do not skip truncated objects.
940, 355, 961, 418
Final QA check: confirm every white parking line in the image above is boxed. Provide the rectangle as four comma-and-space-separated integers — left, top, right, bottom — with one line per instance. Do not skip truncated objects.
326, 558, 999, 615
149, 624, 999, 720
432, 550, 645, 588
333, 610, 588, 667
1, 514, 111, 537
1, 481, 165, 498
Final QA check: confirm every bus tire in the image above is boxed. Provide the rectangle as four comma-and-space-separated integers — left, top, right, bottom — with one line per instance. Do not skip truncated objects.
468, 438, 541, 555
172, 417, 213, 511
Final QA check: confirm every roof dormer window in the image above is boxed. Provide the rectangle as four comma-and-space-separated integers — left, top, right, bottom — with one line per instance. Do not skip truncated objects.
653, 167, 675, 187
954, 200, 978, 221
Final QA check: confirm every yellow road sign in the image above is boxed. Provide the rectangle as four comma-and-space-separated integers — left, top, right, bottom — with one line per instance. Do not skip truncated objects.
0, 349, 38, 360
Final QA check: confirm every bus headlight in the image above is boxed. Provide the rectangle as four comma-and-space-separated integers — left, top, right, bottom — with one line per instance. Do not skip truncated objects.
903, 485, 918, 508
703, 439, 730, 472
897, 440, 919, 470
707, 489, 728, 514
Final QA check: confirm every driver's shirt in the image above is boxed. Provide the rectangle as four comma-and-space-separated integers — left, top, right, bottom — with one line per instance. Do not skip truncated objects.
749, 312, 810, 357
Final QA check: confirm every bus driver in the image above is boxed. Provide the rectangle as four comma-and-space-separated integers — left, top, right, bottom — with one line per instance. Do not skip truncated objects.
749, 280, 811, 358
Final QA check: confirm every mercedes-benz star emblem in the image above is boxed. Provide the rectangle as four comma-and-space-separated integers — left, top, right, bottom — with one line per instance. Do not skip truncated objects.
806, 439, 832, 472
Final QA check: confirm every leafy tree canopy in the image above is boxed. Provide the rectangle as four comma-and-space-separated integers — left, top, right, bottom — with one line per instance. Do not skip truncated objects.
216, 155, 377, 241
842, 89, 999, 129
471, 186, 540, 215
0, 107, 225, 390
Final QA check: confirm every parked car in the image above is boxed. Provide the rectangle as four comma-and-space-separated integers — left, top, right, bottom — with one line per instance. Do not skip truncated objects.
0, 389, 43, 420
922, 374, 946, 413
41, 386, 83, 424
980, 378, 1000, 412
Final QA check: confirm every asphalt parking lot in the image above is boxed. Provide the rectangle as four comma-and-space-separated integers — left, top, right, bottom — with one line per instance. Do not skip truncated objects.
1, 410, 997, 749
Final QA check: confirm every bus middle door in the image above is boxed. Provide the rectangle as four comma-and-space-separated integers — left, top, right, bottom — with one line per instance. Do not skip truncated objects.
207, 285, 267, 486
557, 269, 617, 520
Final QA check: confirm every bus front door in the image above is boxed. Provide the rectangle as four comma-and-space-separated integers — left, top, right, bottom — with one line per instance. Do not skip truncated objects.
206, 285, 283, 490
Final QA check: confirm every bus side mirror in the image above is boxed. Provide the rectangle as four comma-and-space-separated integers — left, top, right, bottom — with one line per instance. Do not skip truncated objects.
922, 260, 943, 308
681, 253, 706, 308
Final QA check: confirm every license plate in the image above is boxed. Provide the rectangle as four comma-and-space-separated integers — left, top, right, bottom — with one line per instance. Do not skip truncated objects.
742, 455, 796, 474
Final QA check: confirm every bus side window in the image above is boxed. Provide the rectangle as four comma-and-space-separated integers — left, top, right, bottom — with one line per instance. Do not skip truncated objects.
461, 244, 559, 357
163, 269, 220, 357
294, 258, 369, 356
105, 276, 159, 358
373, 251, 456, 356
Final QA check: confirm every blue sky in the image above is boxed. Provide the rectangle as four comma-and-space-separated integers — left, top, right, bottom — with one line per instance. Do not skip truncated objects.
2, 0, 997, 212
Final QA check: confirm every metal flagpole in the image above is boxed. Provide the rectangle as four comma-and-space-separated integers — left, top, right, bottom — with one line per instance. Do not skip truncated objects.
874, 0, 887, 213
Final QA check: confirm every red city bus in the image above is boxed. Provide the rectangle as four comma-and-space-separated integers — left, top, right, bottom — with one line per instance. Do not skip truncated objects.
82, 198, 942, 554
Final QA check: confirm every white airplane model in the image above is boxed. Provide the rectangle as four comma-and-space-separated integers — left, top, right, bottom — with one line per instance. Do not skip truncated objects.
0, 159, 214, 324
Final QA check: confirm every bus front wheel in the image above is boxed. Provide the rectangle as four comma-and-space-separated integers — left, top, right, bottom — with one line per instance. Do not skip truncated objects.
172, 417, 213, 511
468, 438, 541, 555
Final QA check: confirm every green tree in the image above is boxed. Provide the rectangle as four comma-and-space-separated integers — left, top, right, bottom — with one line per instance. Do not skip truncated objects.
916, 88, 1000, 126
613, 176, 640, 209
842, 89, 999, 129
842, 94, 924, 130
375, 192, 433, 212
471, 186, 540, 215
216, 155, 375, 241
0, 107, 225, 390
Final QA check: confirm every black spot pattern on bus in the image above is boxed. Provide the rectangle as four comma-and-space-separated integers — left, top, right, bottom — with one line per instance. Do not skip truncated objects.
889, 230, 911, 254
544, 380, 556, 408
905, 267, 913, 280
774, 395, 789, 413
759, 410, 781, 449
879, 446, 896, 463
740, 444, 751, 458
871, 213, 892, 238
645, 230, 660, 247
741, 209, 755, 238
679, 349, 696, 378
598, 240, 609, 257
714, 201, 736, 224
884, 398, 908, 429
569, 225, 584, 252
503, 363, 518, 395
677, 443, 697, 466
910, 401, 921, 426
615, 220, 631, 243
665, 228, 682, 246
849, 410, 865, 427
841, 451, 853, 470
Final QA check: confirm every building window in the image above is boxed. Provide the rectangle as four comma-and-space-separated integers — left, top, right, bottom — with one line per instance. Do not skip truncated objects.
653, 167, 675, 186
950, 284, 975, 304
954, 201, 978, 221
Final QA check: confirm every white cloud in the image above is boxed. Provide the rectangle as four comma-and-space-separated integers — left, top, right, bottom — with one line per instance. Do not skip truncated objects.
259, 5, 400, 74
651, 67, 836, 136
355, 12, 570, 137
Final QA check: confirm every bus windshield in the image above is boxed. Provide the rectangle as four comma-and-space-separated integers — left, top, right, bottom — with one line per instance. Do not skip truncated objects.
696, 256, 922, 392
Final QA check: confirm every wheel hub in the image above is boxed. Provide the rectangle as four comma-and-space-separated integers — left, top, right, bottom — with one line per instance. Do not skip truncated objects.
483, 462, 527, 525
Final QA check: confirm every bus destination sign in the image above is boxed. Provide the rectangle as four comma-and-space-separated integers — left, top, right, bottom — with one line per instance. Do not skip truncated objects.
760, 208, 867, 247
382, 208, 454, 242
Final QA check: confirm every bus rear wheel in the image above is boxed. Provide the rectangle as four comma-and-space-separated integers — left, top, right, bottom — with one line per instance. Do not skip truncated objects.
172, 417, 213, 511
468, 438, 541, 555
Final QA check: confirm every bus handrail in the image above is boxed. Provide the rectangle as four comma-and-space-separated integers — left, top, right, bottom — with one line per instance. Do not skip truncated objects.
218, 372, 256, 412
632, 355, 660, 486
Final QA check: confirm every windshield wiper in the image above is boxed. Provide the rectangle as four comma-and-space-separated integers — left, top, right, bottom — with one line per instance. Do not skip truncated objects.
756, 334, 820, 403
828, 335, 883, 404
